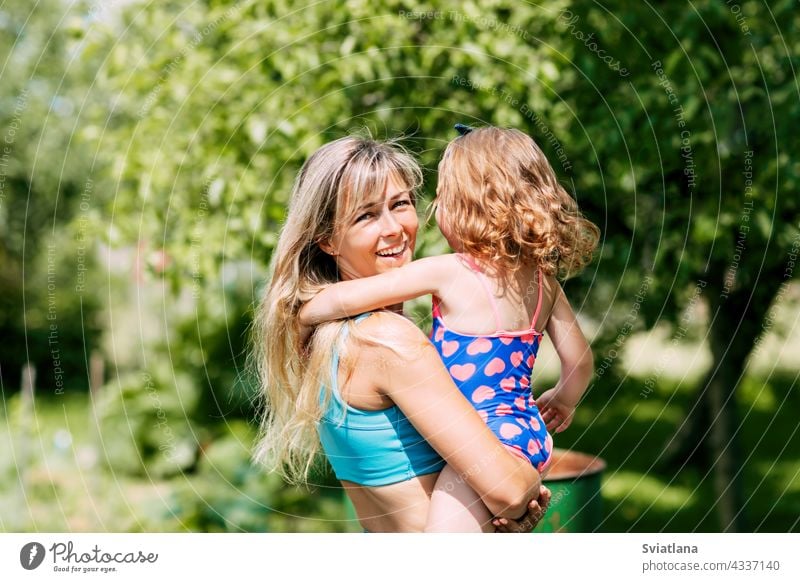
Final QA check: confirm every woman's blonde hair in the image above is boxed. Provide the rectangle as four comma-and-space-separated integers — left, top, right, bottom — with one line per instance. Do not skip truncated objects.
436, 126, 599, 278
251, 135, 422, 484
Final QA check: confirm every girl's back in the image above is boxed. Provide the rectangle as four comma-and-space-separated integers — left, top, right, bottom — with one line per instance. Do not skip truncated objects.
435, 253, 557, 336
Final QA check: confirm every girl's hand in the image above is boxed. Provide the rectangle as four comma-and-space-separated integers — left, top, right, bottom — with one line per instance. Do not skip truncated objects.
536, 388, 576, 433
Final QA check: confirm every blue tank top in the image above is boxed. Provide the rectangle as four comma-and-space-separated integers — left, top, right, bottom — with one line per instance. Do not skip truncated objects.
317, 313, 445, 486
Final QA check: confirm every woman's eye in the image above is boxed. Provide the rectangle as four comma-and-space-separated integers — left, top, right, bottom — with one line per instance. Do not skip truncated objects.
355, 212, 374, 223
393, 199, 411, 209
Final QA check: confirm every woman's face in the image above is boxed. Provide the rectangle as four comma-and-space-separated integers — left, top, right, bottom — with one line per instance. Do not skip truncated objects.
325, 174, 418, 280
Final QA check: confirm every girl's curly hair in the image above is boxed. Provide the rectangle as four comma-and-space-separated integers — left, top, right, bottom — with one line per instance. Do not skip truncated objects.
435, 126, 599, 279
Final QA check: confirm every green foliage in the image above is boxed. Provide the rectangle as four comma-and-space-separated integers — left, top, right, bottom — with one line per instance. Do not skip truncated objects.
554, 0, 799, 313
0, 0, 102, 393
164, 420, 355, 532
96, 364, 201, 478
169, 267, 261, 423
556, 372, 800, 532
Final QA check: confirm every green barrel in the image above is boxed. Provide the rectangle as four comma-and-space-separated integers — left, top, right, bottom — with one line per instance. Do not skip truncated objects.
535, 448, 606, 533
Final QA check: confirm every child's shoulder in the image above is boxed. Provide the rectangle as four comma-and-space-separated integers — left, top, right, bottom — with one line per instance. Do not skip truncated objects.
542, 271, 561, 289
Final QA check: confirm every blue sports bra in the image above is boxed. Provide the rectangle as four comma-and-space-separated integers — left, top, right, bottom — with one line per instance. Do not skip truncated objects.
317, 313, 445, 486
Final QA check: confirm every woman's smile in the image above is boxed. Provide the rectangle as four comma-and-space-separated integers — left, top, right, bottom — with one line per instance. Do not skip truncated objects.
376, 239, 409, 259
325, 174, 418, 280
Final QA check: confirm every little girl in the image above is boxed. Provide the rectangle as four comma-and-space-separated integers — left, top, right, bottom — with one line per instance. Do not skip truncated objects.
301, 125, 600, 532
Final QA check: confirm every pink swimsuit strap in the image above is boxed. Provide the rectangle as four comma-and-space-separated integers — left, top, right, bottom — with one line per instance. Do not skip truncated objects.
459, 254, 544, 333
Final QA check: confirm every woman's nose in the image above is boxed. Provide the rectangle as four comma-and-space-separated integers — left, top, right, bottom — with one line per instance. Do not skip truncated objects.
379, 210, 402, 236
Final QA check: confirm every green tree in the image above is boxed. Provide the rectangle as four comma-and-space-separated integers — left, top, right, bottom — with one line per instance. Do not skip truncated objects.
0, 0, 102, 394
549, 0, 799, 531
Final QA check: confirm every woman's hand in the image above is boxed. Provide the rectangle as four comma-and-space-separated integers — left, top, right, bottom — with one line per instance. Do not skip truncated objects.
537, 388, 576, 433
492, 485, 551, 533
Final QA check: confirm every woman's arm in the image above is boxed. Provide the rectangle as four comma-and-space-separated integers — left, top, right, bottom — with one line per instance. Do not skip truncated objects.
538, 284, 594, 432
356, 312, 541, 519
299, 255, 453, 326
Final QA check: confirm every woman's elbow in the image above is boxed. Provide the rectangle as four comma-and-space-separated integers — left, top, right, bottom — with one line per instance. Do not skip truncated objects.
484, 471, 541, 519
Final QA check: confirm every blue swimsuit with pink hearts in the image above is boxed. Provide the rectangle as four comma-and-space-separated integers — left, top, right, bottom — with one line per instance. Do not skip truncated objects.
430, 255, 553, 472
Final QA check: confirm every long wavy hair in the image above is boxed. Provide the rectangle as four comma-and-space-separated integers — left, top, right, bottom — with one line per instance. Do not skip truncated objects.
251, 135, 422, 484
435, 126, 599, 279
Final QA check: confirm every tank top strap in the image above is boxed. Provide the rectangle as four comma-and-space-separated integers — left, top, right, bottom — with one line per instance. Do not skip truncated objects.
530, 268, 544, 331
458, 254, 503, 331
325, 313, 373, 410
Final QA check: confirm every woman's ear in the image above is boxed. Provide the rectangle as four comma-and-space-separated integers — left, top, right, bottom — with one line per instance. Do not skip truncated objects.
318, 239, 338, 256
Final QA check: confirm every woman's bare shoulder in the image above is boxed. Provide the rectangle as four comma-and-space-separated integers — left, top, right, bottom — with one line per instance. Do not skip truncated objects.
358, 310, 426, 340
348, 311, 431, 364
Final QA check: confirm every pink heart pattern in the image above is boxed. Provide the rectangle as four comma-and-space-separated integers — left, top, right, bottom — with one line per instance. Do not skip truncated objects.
496, 403, 513, 416
499, 423, 523, 439
499, 377, 516, 392
451, 363, 476, 382
471, 385, 495, 403
430, 309, 550, 470
441, 340, 459, 357
484, 357, 506, 376
467, 337, 492, 355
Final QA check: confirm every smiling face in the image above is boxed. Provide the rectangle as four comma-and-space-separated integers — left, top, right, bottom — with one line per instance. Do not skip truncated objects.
323, 173, 418, 280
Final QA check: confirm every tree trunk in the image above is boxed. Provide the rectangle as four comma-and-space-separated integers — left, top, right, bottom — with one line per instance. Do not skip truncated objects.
705, 295, 748, 533
661, 370, 711, 469
662, 259, 781, 531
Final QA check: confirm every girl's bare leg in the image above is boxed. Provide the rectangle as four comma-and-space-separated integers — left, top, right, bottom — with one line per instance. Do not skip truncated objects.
424, 464, 494, 533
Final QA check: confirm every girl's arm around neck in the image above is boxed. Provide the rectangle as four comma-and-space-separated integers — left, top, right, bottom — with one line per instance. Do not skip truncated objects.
299, 254, 455, 326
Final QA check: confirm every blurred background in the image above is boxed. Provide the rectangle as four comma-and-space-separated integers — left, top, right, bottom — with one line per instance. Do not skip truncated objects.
1, 0, 797, 532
